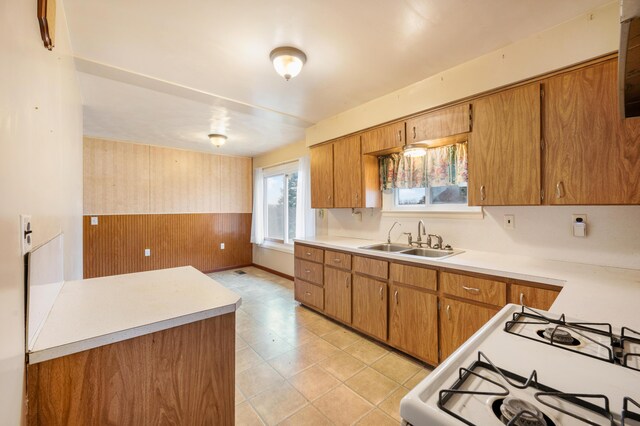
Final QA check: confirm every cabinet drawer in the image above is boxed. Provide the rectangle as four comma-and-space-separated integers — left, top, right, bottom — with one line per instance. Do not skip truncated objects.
441, 272, 506, 306
353, 256, 388, 280
510, 284, 560, 310
295, 244, 324, 263
324, 250, 352, 270
295, 279, 324, 311
295, 259, 324, 286
390, 263, 437, 292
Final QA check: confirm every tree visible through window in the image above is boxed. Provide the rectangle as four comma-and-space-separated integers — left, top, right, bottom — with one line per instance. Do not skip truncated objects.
264, 163, 298, 244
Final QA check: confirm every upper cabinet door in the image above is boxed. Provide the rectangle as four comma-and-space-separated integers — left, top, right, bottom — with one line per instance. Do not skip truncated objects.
310, 143, 334, 208
544, 59, 640, 205
469, 82, 541, 206
406, 103, 471, 143
333, 135, 363, 208
361, 122, 405, 154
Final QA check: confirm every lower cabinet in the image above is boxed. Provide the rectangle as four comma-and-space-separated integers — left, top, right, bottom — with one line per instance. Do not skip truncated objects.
352, 275, 388, 341
294, 278, 324, 311
324, 266, 352, 324
389, 284, 439, 365
439, 297, 499, 360
509, 284, 559, 310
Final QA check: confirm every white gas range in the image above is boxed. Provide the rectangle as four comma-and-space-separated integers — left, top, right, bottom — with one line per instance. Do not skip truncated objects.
400, 304, 640, 426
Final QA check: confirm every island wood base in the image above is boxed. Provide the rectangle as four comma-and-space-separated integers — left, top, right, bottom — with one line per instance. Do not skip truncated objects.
27, 313, 235, 425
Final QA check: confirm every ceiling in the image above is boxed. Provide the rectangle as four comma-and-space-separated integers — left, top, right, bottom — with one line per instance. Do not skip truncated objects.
65, 0, 612, 156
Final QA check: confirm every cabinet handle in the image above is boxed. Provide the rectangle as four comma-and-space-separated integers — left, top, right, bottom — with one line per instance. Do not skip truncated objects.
520, 292, 525, 305
480, 185, 486, 201
394, 290, 399, 304
462, 286, 480, 294
306, 252, 312, 256
355, 192, 359, 201
305, 291, 311, 296
412, 126, 416, 140
379, 286, 383, 300
345, 276, 350, 288
333, 258, 342, 263
398, 130, 402, 141
446, 304, 451, 320
556, 181, 565, 199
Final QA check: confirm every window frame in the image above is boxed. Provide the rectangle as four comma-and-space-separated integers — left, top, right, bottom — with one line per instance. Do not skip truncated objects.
262, 161, 299, 245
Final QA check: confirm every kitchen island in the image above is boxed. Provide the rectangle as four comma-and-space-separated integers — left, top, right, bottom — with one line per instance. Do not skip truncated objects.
26, 266, 241, 425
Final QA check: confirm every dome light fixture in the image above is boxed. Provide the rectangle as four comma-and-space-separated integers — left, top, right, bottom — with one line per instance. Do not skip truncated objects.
402, 144, 427, 158
208, 133, 228, 148
270, 46, 307, 81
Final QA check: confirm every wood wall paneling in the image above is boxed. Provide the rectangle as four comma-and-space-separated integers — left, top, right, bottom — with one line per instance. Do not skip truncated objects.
83, 214, 252, 278
220, 155, 253, 213
83, 138, 151, 215
27, 314, 235, 426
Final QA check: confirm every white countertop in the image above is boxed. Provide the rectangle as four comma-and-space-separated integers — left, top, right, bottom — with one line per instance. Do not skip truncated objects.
28, 266, 241, 364
295, 236, 640, 330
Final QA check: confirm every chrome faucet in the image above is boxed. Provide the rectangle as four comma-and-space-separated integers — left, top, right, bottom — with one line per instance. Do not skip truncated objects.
416, 220, 427, 245
428, 234, 443, 249
387, 221, 401, 244
403, 232, 413, 246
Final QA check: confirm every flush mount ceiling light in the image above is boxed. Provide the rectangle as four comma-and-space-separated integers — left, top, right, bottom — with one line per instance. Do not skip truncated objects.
270, 46, 307, 81
208, 133, 228, 148
402, 144, 427, 158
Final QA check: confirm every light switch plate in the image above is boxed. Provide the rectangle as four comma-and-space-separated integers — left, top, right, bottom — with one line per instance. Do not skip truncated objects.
220, 243, 225, 250
503, 214, 515, 230
21, 214, 32, 254
144, 248, 151, 257
90, 216, 98, 225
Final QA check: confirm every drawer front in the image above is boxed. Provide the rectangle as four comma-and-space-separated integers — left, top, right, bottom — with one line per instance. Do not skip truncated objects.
510, 284, 560, 310
441, 272, 506, 306
295, 279, 324, 311
324, 250, 352, 270
353, 256, 388, 280
390, 263, 437, 292
294, 244, 324, 263
295, 259, 324, 286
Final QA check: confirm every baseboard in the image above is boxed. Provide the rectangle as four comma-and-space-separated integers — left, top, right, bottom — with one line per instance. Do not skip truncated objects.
251, 264, 294, 281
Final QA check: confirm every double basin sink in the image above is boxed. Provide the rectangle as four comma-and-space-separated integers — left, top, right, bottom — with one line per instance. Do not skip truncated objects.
358, 243, 463, 259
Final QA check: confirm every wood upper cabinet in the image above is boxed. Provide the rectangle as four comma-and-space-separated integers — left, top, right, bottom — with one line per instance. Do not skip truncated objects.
310, 143, 334, 208
361, 122, 405, 154
352, 275, 388, 341
440, 297, 498, 361
389, 284, 438, 364
333, 135, 362, 208
544, 59, 640, 204
406, 103, 471, 143
509, 284, 560, 311
324, 266, 352, 324
469, 82, 541, 206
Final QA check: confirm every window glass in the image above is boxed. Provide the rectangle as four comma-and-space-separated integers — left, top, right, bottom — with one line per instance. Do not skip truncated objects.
265, 174, 285, 241
287, 172, 298, 241
396, 187, 426, 206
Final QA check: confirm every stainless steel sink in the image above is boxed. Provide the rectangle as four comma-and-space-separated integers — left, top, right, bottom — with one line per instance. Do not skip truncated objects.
359, 243, 411, 252
401, 248, 463, 259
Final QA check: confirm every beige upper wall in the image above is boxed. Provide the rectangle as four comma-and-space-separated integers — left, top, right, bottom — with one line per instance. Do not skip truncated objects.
84, 137, 252, 215
306, 1, 619, 145
0, 0, 84, 424
253, 139, 309, 169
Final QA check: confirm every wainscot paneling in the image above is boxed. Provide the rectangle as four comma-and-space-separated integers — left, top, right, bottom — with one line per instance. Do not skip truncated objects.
27, 314, 235, 425
83, 213, 252, 278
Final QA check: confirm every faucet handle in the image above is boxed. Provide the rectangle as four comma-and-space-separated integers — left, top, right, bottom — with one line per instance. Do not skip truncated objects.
402, 232, 413, 245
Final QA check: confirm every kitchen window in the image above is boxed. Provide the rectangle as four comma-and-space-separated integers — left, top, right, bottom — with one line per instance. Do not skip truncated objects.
380, 142, 481, 216
263, 162, 298, 244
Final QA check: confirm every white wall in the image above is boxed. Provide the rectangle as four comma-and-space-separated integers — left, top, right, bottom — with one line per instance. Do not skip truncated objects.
327, 206, 640, 270
0, 0, 83, 423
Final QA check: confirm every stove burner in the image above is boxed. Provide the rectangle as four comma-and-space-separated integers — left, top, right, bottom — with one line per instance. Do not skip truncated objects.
492, 398, 554, 426
537, 327, 581, 346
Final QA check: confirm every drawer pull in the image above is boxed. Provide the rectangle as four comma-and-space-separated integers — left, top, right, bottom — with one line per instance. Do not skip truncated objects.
520, 292, 525, 305
462, 286, 480, 294
446, 304, 451, 320
333, 258, 342, 263
305, 291, 311, 296
306, 251, 312, 256
304, 269, 311, 273
394, 290, 399, 305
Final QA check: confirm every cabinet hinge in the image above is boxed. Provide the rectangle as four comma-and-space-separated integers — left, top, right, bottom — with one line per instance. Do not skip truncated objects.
468, 104, 473, 131
540, 87, 545, 99
540, 189, 545, 201
438, 349, 442, 360
437, 301, 441, 310
540, 138, 545, 151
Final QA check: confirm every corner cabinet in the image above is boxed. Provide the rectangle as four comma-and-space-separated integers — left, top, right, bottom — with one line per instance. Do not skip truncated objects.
469, 82, 542, 206
544, 59, 640, 204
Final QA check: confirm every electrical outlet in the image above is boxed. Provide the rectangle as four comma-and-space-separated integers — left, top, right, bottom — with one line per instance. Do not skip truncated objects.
90, 216, 98, 225
144, 248, 151, 257
220, 243, 225, 250
503, 214, 515, 230
21, 214, 32, 254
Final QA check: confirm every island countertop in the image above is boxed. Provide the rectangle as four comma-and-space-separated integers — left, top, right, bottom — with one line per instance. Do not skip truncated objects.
28, 266, 241, 364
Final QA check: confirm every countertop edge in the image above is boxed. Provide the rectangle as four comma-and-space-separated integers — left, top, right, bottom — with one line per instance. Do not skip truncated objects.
28, 301, 240, 365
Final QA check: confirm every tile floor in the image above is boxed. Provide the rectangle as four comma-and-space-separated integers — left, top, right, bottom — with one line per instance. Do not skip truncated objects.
210, 267, 433, 426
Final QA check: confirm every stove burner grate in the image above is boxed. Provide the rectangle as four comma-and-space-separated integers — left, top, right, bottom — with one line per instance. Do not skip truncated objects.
622, 397, 640, 425
437, 351, 614, 426
621, 327, 640, 372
